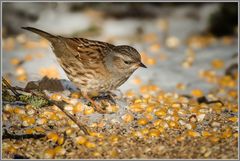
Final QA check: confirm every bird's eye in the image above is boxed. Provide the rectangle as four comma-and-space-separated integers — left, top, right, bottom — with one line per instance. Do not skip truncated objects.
124, 61, 132, 65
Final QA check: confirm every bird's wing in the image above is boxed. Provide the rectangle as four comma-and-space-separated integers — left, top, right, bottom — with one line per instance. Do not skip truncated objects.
60, 37, 114, 65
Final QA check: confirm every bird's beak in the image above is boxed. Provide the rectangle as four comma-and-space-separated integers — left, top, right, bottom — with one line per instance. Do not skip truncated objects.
139, 62, 147, 68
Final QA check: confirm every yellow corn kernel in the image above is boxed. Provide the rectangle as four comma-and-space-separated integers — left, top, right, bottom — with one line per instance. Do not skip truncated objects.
130, 107, 145, 113
145, 105, 155, 113
6, 145, 17, 154
27, 108, 35, 115
211, 59, 224, 69
73, 102, 84, 113
148, 129, 160, 137
41, 111, 54, 118
14, 107, 26, 114
176, 135, 185, 142
153, 119, 163, 127
209, 136, 220, 143
140, 128, 149, 135
68, 120, 76, 127
176, 83, 186, 90
146, 57, 157, 65
202, 131, 212, 137
39, 66, 60, 79
65, 128, 75, 136
90, 131, 104, 138
187, 130, 200, 137
158, 127, 165, 133
109, 149, 118, 157
75, 136, 87, 145
134, 99, 142, 104
168, 121, 178, 128
132, 76, 142, 85
70, 92, 81, 99
22, 116, 35, 126
10, 58, 21, 65
57, 136, 65, 145
125, 90, 135, 97
144, 113, 154, 121
36, 118, 48, 125
129, 103, 146, 113
107, 105, 119, 113
137, 118, 148, 126
218, 75, 236, 88
93, 152, 101, 157
109, 135, 119, 144
155, 109, 167, 117
190, 123, 197, 129
16, 67, 26, 75
85, 141, 96, 148
166, 36, 180, 48
54, 146, 66, 155
34, 127, 45, 133
98, 141, 104, 145
84, 107, 95, 115
121, 113, 134, 123
191, 89, 203, 97
43, 149, 56, 159
172, 113, 180, 121
25, 129, 35, 134
47, 132, 59, 142
4, 104, 14, 113
90, 122, 97, 128
24, 54, 33, 61
51, 115, 60, 121
50, 93, 62, 101
149, 85, 159, 91
228, 117, 238, 122
150, 43, 161, 52
172, 103, 181, 108
228, 90, 237, 98
17, 74, 27, 81
140, 85, 149, 93
222, 128, 232, 138
132, 131, 143, 138
3, 37, 16, 51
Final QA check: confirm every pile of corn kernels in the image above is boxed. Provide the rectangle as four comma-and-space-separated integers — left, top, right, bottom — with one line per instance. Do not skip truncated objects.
2, 76, 238, 159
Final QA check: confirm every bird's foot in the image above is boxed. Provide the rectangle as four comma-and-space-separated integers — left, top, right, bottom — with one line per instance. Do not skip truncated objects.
82, 93, 107, 114
92, 93, 116, 105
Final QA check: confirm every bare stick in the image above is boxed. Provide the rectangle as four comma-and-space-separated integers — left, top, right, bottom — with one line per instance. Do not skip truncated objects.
2, 78, 20, 97
42, 96, 90, 135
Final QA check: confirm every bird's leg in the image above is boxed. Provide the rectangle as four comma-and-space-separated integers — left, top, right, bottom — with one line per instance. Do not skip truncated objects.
92, 92, 116, 105
82, 93, 107, 114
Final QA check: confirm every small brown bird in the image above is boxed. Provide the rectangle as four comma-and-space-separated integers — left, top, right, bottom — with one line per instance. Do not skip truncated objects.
22, 27, 146, 113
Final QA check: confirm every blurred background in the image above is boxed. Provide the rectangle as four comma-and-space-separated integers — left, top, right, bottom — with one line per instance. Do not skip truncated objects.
2, 2, 238, 95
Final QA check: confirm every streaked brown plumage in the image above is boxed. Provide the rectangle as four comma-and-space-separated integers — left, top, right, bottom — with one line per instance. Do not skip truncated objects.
22, 27, 146, 113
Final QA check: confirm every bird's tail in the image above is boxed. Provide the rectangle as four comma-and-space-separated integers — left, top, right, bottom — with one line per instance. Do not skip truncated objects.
21, 27, 56, 41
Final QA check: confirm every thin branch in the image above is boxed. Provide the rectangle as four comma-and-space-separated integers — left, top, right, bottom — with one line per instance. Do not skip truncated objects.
2, 77, 90, 135
2, 78, 20, 97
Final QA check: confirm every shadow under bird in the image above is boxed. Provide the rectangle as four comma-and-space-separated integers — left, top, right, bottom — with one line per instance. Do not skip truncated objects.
22, 27, 147, 113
